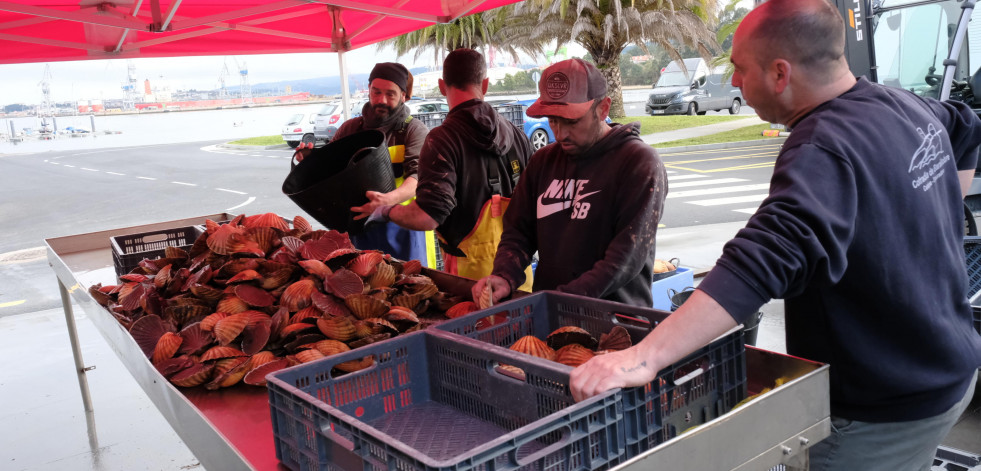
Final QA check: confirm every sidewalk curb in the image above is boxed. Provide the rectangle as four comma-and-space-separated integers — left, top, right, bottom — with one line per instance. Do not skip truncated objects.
655, 137, 786, 154
219, 143, 291, 150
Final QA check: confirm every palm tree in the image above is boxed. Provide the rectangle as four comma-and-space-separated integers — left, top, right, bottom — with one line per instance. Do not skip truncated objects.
501, 0, 721, 118
709, 0, 750, 79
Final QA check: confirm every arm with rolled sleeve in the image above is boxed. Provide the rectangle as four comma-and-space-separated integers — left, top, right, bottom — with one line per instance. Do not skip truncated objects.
557, 150, 667, 299
698, 144, 858, 324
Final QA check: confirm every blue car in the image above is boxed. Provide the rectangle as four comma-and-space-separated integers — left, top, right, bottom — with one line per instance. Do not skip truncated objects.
510, 99, 612, 151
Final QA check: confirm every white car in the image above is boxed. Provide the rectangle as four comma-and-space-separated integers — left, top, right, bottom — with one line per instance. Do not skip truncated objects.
281, 104, 332, 148
406, 99, 449, 128
313, 99, 367, 143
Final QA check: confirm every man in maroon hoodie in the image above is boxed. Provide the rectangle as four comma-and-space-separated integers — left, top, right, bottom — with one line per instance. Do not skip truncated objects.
360, 48, 534, 288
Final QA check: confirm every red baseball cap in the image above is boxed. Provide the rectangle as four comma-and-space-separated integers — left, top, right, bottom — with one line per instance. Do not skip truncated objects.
527, 58, 608, 119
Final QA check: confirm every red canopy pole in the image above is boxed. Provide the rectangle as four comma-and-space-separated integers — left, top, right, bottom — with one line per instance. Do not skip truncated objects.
330, 6, 352, 120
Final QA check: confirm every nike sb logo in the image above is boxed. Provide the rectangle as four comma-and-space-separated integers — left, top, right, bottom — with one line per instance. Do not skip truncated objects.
537, 179, 600, 219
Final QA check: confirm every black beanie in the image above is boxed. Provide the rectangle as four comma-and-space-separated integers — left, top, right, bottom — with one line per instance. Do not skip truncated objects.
368, 62, 409, 92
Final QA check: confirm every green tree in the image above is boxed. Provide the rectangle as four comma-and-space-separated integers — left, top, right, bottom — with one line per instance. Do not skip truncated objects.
500, 0, 720, 118
709, 0, 750, 79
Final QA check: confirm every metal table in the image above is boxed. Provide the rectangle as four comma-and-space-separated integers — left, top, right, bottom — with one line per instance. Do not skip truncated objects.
48, 216, 830, 471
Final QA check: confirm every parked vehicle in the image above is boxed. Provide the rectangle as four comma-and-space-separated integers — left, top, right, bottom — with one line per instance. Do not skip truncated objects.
645, 58, 743, 116
312, 99, 368, 144
513, 99, 554, 150
282, 104, 332, 148
407, 99, 450, 129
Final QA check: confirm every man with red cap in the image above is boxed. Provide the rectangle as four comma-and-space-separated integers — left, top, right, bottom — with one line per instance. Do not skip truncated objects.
472, 58, 668, 307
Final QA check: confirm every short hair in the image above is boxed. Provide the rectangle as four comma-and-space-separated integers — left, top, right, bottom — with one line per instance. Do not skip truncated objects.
748, 0, 846, 75
442, 49, 487, 90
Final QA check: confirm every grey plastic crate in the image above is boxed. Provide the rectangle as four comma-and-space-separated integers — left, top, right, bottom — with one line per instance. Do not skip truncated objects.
965, 237, 981, 298
493, 103, 525, 128
435, 290, 747, 459
267, 330, 626, 471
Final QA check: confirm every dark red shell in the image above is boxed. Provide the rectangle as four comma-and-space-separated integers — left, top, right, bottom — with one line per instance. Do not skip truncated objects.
233, 284, 276, 307
241, 318, 272, 355
178, 322, 214, 356
129, 314, 168, 358
244, 358, 290, 386
325, 268, 364, 298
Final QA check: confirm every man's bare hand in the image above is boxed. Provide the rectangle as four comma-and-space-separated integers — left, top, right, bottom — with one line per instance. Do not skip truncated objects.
570, 346, 657, 402
292, 142, 315, 163
472, 275, 511, 306
351, 190, 398, 220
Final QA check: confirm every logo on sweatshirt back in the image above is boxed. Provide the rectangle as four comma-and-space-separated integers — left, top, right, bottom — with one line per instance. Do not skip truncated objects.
537, 179, 599, 219
908, 123, 951, 192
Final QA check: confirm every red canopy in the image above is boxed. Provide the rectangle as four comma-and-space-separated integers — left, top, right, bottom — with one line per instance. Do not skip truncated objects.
0, 0, 519, 64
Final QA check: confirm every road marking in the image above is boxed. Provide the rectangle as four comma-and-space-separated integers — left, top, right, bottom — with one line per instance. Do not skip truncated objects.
217, 188, 246, 195
48, 161, 59, 165
734, 207, 761, 214
667, 183, 770, 198
137, 176, 156, 180
0, 300, 25, 308
669, 178, 748, 188
63, 164, 75, 168
80, 167, 99, 172
688, 194, 769, 206
171, 181, 197, 186
105, 171, 125, 176
662, 143, 784, 156
667, 174, 707, 181
226, 196, 256, 211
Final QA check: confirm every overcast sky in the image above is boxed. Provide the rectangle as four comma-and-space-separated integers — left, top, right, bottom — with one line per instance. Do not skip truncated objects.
0, 1, 754, 107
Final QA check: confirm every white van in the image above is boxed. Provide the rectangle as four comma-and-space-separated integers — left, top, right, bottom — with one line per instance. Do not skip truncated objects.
645, 59, 743, 116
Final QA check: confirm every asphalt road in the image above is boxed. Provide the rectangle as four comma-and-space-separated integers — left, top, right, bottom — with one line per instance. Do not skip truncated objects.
0, 132, 778, 318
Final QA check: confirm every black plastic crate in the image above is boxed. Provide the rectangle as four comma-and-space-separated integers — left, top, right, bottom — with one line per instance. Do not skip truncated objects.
493, 103, 525, 128
934, 446, 981, 471
965, 237, 981, 298
110, 225, 203, 278
972, 305, 981, 336
267, 330, 626, 471
435, 291, 747, 459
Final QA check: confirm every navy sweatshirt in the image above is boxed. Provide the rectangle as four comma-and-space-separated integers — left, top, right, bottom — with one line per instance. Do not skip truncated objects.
492, 122, 667, 307
698, 78, 981, 422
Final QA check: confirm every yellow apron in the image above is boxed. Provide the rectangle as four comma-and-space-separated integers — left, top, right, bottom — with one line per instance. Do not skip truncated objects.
389, 144, 438, 269
441, 194, 533, 292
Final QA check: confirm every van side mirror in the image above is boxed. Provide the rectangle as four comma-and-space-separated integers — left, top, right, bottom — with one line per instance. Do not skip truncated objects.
690, 81, 699, 90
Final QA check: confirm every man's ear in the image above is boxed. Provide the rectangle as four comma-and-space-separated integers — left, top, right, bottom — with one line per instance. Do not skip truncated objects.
481, 77, 489, 94
598, 96, 612, 119
438, 78, 447, 97
773, 59, 792, 95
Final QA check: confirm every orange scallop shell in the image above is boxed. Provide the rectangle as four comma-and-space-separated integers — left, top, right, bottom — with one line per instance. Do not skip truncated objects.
152, 332, 183, 364
170, 362, 215, 388
261, 268, 294, 290
295, 348, 326, 363
207, 224, 246, 255
280, 235, 305, 254
325, 269, 365, 298
361, 317, 398, 335
214, 312, 251, 345
250, 351, 279, 368
164, 246, 189, 259
399, 259, 422, 275
233, 284, 276, 307
352, 320, 374, 338
190, 284, 224, 304
281, 279, 317, 312
598, 326, 632, 351
336, 356, 375, 373
201, 345, 248, 362
205, 356, 251, 390
554, 344, 595, 368
298, 260, 333, 279
244, 358, 290, 386
218, 258, 261, 278
316, 315, 357, 342
154, 264, 172, 289
478, 284, 495, 310
445, 301, 480, 319
403, 281, 438, 300
344, 293, 391, 320
368, 262, 397, 289
314, 339, 351, 357
247, 226, 280, 255
290, 306, 322, 325
227, 269, 262, 284
247, 212, 291, 232
546, 326, 598, 350
384, 308, 419, 331
279, 322, 319, 338
200, 312, 229, 332
348, 252, 384, 278
509, 335, 556, 361
216, 295, 249, 314
292, 215, 313, 234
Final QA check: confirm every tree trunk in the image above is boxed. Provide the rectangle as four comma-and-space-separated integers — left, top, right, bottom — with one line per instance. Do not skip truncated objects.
591, 47, 626, 119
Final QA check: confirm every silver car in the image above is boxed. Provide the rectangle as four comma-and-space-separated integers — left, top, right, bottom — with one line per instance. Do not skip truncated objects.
313, 99, 368, 143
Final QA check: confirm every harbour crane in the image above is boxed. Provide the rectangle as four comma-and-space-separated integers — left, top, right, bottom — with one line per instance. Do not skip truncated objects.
232, 57, 253, 105
38, 64, 52, 117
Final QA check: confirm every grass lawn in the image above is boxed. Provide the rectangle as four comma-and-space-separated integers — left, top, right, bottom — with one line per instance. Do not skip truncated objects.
654, 123, 778, 148
228, 135, 284, 146
624, 114, 754, 135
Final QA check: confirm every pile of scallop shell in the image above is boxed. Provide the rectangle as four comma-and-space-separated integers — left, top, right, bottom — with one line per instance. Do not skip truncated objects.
501, 325, 633, 377
89, 213, 480, 389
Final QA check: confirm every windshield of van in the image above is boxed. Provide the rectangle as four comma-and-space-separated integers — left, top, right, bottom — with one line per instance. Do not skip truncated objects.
655, 71, 694, 87
872, 2, 960, 98
285, 113, 304, 126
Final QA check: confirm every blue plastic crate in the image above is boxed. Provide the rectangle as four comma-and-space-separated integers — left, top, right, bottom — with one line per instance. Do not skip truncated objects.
435, 291, 747, 459
651, 267, 694, 311
267, 330, 625, 471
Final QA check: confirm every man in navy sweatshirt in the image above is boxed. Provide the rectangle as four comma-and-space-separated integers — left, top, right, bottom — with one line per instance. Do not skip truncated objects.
571, 0, 981, 469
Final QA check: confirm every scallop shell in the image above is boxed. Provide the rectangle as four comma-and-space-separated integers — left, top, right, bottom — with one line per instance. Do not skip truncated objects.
170, 362, 215, 388
335, 356, 375, 373
546, 326, 598, 350
269, 306, 290, 341
214, 312, 251, 345
361, 317, 398, 335
293, 215, 313, 234
154, 264, 172, 289
496, 364, 527, 381
216, 295, 249, 314
554, 344, 595, 368
280, 235, 305, 254
201, 345, 248, 362
445, 301, 480, 319
189, 284, 224, 304
300, 237, 343, 261
384, 308, 419, 331
247, 212, 291, 232
348, 333, 391, 349
155, 355, 195, 378
403, 281, 438, 300
348, 252, 384, 278
200, 312, 229, 332
290, 306, 322, 325
178, 322, 214, 356
207, 224, 246, 255
598, 326, 632, 351
250, 351, 279, 368
88, 284, 112, 307
391, 292, 425, 311
298, 260, 332, 279
344, 294, 391, 320
368, 262, 397, 289
218, 258, 260, 278
247, 226, 280, 255
164, 304, 211, 329
227, 269, 262, 284
244, 358, 290, 386
241, 317, 272, 355
261, 268, 295, 290
129, 314, 168, 358
478, 284, 495, 310
314, 339, 351, 357
399, 259, 422, 275
509, 335, 556, 361
325, 269, 365, 298
205, 356, 251, 390
311, 291, 352, 317
119, 273, 149, 283
295, 348, 326, 363
316, 315, 357, 342
279, 322, 319, 338
152, 332, 183, 364
352, 320, 374, 338
164, 245, 189, 259
233, 284, 276, 308
118, 282, 148, 312
324, 248, 360, 270
281, 279, 317, 312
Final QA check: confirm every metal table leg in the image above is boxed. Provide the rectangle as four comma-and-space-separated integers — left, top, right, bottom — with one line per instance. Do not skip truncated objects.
59, 279, 95, 412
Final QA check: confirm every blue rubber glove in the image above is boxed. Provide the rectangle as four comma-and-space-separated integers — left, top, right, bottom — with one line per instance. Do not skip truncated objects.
365, 204, 395, 227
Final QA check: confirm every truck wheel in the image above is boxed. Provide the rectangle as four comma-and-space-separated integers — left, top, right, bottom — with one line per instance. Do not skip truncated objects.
287, 141, 300, 148
697, 111, 707, 116
301, 133, 316, 146
729, 99, 742, 115
687, 103, 697, 116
